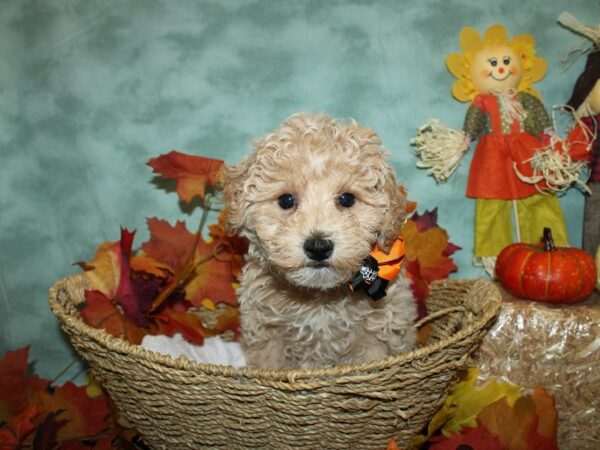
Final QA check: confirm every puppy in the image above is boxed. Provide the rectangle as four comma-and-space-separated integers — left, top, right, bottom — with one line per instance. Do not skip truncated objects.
222, 113, 417, 369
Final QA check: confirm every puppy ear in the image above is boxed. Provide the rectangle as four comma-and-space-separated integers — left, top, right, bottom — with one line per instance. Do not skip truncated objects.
220, 155, 255, 234
377, 169, 407, 253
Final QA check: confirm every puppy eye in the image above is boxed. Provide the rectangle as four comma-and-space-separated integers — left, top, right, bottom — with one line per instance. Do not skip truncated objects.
337, 193, 356, 208
278, 193, 296, 210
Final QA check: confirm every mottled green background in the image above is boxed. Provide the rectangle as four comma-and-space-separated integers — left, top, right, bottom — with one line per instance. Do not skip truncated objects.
1, 0, 596, 380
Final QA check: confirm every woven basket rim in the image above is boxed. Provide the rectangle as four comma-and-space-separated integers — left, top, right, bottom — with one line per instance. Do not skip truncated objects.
49, 273, 501, 382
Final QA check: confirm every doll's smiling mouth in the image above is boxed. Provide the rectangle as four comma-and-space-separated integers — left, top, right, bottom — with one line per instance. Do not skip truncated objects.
490, 72, 511, 81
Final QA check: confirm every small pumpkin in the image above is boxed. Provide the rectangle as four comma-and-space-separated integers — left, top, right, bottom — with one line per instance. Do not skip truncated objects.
495, 228, 597, 303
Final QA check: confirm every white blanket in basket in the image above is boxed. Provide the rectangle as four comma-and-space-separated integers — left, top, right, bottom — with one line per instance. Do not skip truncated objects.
141, 333, 246, 368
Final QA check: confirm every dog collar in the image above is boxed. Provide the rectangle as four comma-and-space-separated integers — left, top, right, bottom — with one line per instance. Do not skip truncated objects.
349, 237, 406, 300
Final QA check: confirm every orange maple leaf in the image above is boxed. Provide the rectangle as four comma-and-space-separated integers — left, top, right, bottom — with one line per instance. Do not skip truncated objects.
184, 238, 239, 307
141, 218, 197, 272
30, 381, 110, 443
77, 239, 125, 299
476, 389, 558, 450
147, 151, 224, 203
154, 309, 208, 345
130, 255, 172, 278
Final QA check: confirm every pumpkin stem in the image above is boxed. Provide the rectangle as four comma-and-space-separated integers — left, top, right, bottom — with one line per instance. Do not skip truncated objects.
543, 227, 557, 252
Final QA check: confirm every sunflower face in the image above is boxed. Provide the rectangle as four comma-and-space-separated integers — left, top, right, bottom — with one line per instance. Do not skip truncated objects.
470, 45, 523, 93
446, 24, 547, 102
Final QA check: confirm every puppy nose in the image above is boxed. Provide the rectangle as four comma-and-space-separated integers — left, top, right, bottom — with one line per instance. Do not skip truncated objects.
303, 238, 334, 261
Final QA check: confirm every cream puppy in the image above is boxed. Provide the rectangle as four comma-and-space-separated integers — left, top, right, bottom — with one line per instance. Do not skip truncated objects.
222, 113, 417, 369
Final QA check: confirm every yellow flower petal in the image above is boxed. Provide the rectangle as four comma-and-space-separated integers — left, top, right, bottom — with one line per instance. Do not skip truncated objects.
459, 27, 483, 56
483, 24, 508, 46
446, 53, 467, 79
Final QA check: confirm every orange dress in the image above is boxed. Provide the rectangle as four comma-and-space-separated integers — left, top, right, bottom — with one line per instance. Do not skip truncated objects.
465, 93, 546, 200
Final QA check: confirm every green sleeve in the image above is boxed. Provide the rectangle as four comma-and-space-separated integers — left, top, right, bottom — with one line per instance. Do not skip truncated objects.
518, 92, 551, 137
463, 103, 487, 140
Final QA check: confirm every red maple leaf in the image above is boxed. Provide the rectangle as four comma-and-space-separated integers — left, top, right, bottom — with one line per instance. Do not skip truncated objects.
0, 348, 48, 422
0, 406, 40, 449
80, 290, 149, 345
147, 151, 224, 203
410, 208, 443, 232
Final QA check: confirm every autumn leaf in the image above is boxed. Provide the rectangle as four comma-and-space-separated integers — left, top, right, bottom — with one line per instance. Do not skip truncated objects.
79, 290, 148, 345
130, 255, 172, 278
141, 218, 197, 272
414, 368, 521, 446
30, 382, 110, 443
398, 186, 417, 216
154, 309, 208, 345
386, 437, 402, 450
144, 218, 240, 310
477, 388, 558, 450
213, 303, 241, 338
0, 406, 40, 449
400, 208, 460, 310
415, 369, 559, 450
429, 426, 503, 450
184, 238, 239, 307
0, 347, 48, 422
81, 227, 170, 327
147, 151, 224, 203
209, 209, 250, 256
77, 230, 129, 299
32, 410, 66, 450
194, 301, 241, 339
530, 387, 559, 447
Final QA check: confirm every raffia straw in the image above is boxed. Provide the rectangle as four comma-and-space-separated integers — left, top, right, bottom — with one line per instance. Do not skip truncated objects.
514, 105, 592, 193
411, 120, 470, 183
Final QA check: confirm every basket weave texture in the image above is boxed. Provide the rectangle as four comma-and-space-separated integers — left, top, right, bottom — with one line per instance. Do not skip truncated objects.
49, 274, 501, 450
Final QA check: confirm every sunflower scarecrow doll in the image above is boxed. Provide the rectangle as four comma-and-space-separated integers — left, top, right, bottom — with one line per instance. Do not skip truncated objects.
413, 24, 569, 273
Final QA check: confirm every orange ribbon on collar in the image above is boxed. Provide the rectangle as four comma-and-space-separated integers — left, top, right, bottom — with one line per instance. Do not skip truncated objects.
350, 237, 406, 300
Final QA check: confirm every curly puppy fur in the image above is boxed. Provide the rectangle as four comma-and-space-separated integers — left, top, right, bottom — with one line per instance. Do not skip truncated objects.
222, 113, 417, 369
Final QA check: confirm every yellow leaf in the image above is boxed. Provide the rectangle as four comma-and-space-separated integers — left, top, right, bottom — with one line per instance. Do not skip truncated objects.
201, 298, 216, 310
414, 368, 522, 445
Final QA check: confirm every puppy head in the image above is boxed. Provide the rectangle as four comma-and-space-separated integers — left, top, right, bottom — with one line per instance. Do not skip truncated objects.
222, 113, 407, 290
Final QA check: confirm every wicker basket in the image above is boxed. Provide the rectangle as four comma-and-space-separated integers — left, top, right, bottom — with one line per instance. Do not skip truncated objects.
49, 273, 501, 450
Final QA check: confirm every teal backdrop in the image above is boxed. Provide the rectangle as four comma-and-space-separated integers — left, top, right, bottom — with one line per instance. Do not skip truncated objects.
1, 0, 597, 380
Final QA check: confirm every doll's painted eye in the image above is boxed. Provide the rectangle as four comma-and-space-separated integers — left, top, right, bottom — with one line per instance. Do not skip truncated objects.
337, 193, 356, 208
503, 56, 511, 65
278, 194, 296, 210
489, 57, 498, 67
